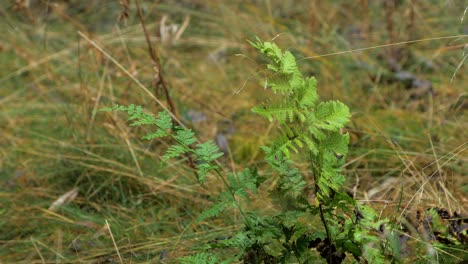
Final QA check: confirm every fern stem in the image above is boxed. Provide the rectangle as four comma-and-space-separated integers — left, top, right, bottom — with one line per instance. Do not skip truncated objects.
309, 150, 332, 263
213, 169, 250, 225
318, 202, 332, 263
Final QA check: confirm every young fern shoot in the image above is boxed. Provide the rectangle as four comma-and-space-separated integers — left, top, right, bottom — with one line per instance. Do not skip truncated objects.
250, 37, 351, 200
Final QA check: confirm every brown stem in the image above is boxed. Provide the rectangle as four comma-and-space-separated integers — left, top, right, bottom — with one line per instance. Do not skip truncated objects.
134, 0, 177, 114
309, 151, 332, 264
407, 0, 415, 40
134, 0, 199, 179
360, 0, 371, 40
384, 0, 396, 57
318, 202, 332, 264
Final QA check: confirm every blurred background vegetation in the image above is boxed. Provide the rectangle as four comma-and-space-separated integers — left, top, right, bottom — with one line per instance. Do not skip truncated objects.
0, 0, 466, 262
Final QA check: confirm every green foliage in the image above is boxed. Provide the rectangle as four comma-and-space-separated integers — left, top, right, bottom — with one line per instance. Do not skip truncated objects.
262, 146, 306, 199
103, 39, 400, 263
250, 39, 351, 201
240, 39, 389, 263
178, 39, 391, 263
179, 252, 234, 264
100, 105, 223, 183
197, 168, 264, 222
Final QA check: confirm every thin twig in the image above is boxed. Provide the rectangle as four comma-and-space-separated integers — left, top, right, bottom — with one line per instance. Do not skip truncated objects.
133, 0, 200, 179
384, 0, 396, 57
134, 0, 177, 114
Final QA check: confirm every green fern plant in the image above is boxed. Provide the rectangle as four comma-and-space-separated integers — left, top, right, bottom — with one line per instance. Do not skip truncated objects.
238, 38, 392, 263
100, 104, 223, 184
249, 38, 351, 199
102, 39, 398, 263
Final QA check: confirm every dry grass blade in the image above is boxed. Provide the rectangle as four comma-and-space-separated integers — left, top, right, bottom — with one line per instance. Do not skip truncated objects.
299, 35, 468, 61
30, 237, 46, 264
105, 219, 124, 264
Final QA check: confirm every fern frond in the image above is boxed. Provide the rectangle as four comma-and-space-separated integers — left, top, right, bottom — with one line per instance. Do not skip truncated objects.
299, 134, 319, 156
262, 148, 306, 199
252, 102, 297, 123
317, 165, 345, 199
162, 144, 189, 161
278, 169, 306, 198
322, 132, 350, 166
280, 51, 299, 74
353, 205, 388, 262
195, 162, 215, 183
101, 104, 225, 183
195, 140, 224, 162
179, 252, 228, 264
227, 168, 262, 199
197, 201, 229, 222
141, 111, 173, 139
193, 141, 224, 183
270, 136, 295, 158
103, 105, 173, 139
219, 232, 254, 250
174, 127, 197, 146
154, 110, 173, 131
101, 104, 156, 127
249, 37, 283, 63
315, 101, 351, 131
297, 77, 318, 108
268, 75, 295, 95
